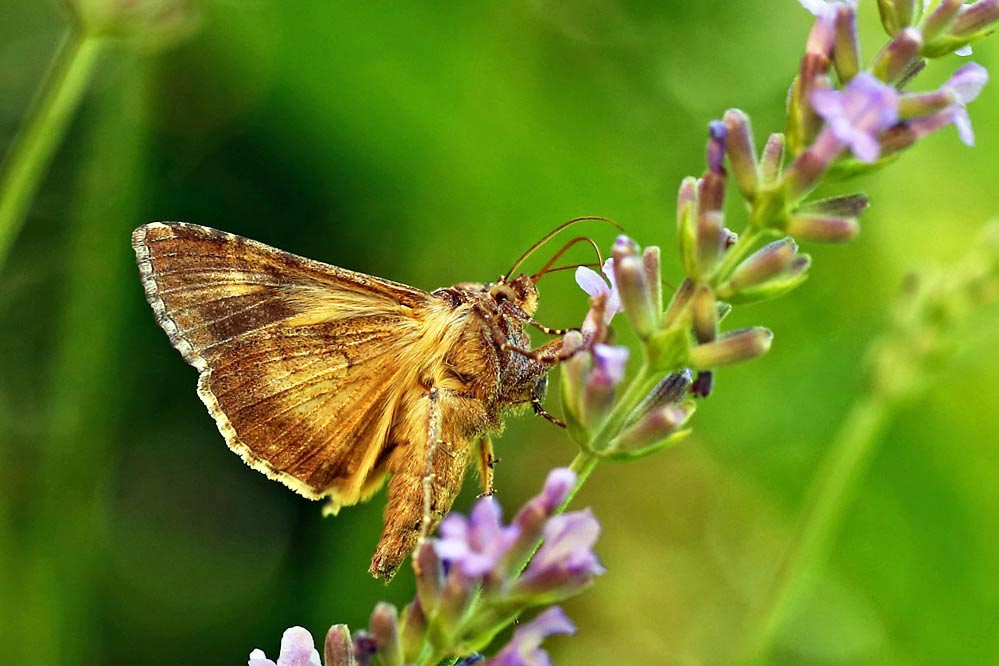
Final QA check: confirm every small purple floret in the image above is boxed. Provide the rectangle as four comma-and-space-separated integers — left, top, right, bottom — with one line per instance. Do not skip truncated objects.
485, 607, 576, 666
436, 496, 520, 578
811, 73, 899, 162
910, 62, 989, 146
575, 258, 622, 325
523, 509, 606, 583
248, 627, 322, 666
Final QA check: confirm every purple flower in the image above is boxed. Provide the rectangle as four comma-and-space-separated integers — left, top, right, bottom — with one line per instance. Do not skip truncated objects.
249, 627, 322, 666
485, 607, 576, 666
575, 258, 622, 326
591, 344, 629, 385
799, 0, 856, 18
510, 509, 605, 601
907, 62, 989, 146
436, 496, 520, 578
811, 73, 900, 162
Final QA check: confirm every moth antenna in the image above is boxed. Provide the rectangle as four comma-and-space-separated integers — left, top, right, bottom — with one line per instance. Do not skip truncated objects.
532, 262, 602, 277
503, 216, 622, 281
531, 236, 604, 283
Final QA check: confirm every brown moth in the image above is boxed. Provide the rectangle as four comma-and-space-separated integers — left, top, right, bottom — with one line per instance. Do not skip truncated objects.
132, 221, 591, 580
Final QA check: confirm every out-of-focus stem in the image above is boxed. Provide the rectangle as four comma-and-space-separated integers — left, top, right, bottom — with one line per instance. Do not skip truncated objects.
738, 395, 892, 663
0, 29, 104, 271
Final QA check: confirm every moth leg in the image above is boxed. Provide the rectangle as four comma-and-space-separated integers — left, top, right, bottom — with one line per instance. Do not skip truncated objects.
474, 436, 497, 497
501, 336, 579, 364
527, 318, 576, 336
532, 398, 567, 428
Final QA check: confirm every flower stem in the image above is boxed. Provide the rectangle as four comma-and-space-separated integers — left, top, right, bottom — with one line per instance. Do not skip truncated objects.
737, 394, 892, 663
0, 28, 104, 271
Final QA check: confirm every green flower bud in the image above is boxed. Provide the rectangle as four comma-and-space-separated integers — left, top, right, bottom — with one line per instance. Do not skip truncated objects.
691, 284, 717, 344
760, 133, 786, 187
787, 214, 860, 243
870, 28, 923, 85
677, 177, 700, 279
643, 246, 663, 316
877, 0, 919, 35
615, 255, 658, 339
921, 0, 963, 44
723, 109, 760, 200
399, 601, 427, 665
688, 327, 773, 369
833, 4, 861, 82
614, 402, 695, 453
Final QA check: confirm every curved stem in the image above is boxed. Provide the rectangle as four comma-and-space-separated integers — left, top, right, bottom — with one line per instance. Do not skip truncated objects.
737, 394, 892, 663
0, 29, 104, 271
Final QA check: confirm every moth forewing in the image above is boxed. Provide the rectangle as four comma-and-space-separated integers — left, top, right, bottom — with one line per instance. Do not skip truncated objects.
133, 222, 563, 581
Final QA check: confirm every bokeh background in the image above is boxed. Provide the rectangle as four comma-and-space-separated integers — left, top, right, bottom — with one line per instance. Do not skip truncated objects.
1, 2, 998, 664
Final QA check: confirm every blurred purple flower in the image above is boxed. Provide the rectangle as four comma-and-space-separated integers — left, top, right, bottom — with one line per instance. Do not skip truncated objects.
249, 627, 322, 666
436, 496, 520, 578
592, 344, 629, 385
575, 258, 622, 326
908, 62, 989, 146
811, 73, 900, 162
799, 0, 856, 18
520, 510, 605, 587
485, 607, 576, 666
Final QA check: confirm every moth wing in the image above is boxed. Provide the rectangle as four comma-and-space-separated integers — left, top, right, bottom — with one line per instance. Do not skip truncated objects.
132, 221, 434, 507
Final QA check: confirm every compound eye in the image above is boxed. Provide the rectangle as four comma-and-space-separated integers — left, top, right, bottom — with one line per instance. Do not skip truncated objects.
489, 283, 517, 303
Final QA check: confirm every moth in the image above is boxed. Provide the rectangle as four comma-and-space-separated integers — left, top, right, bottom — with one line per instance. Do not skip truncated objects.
132, 220, 605, 580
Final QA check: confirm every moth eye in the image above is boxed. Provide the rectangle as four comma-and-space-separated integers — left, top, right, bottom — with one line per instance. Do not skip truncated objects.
489, 284, 517, 303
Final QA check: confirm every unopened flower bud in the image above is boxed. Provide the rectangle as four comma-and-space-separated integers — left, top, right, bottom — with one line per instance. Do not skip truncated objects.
579, 345, 629, 429
615, 403, 695, 452
723, 109, 760, 199
630, 370, 693, 424
325, 625, 355, 666
437, 570, 473, 632
833, 4, 861, 82
798, 193, 869, 218
922, 0, 963, 43
413, 540, 444, 615
615, 255, 658, 339
506, 468, 577, 572
899, 89, 957, 119
871, 28, 923, 84
643, 246, 663, 315
952, 0, 999, 38
688, 327, 773, 369
730, 238, 797, 288
677, 177, 700, 279
876, 0, 918, 34
399, 601, 427, 664
663, 278, 696, 329
788, 214, 860, 242
707, 120, 728, 174
369, 603, 403, 666
696, 210, 726, 279
612, 235, 639, 262
760, 133, 786, 186
691, 284, 717, 344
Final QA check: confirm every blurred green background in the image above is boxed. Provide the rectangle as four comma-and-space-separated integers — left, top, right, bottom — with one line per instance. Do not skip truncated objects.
1, 2, 997, 664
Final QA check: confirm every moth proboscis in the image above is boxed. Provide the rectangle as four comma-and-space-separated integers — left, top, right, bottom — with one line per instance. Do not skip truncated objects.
132, 218, 614, 580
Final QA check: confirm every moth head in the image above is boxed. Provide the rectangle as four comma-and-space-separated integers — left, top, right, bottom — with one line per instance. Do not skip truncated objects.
489, 274, 539, 316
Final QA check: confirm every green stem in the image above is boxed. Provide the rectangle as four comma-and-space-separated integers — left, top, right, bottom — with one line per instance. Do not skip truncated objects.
0, 29, 104, 271
738, 394, 892, 663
